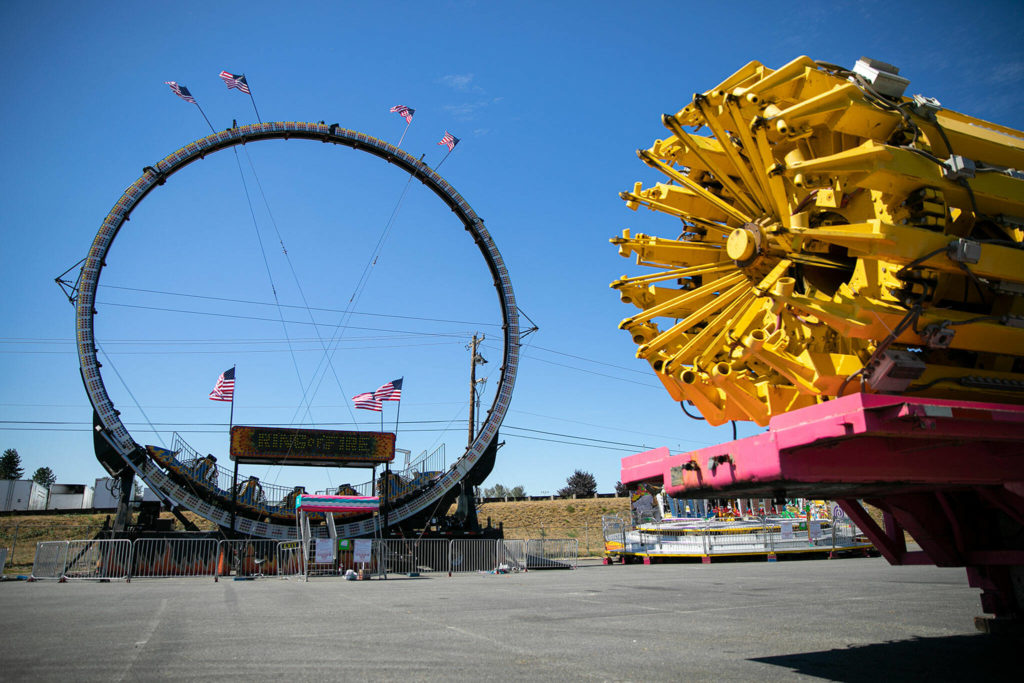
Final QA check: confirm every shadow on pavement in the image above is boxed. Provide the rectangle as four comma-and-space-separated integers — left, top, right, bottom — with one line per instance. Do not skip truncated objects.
751, 634, 1019, 680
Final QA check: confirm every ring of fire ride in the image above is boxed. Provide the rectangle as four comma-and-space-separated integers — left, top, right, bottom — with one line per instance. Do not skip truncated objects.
612, 57, 1024, 426
76, 122, 519, 540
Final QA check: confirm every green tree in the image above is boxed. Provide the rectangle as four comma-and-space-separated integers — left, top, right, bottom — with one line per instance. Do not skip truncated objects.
483, 484, 526, 499
483, 483, 509, 498
558, 469, 597, 498
32, 466, 57, 488
0, 448, 24, 479
615, 481, 630, 497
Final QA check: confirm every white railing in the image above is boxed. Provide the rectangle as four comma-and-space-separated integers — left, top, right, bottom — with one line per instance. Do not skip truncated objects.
449, 539, 500, 574
63, 539, 132, 581
380, 539, 449, 574
497, 539, 527, 572
30, 536, 576, 581
30, 541, 68, 580
296, 538, 382, 581
217, 539, 278, 578
131, 538, 219, 578
276, 540, 304, 577
526, 539, 578, 569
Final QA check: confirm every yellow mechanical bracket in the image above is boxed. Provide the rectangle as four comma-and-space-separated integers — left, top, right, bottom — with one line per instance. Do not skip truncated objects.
611, 56, 1024, 425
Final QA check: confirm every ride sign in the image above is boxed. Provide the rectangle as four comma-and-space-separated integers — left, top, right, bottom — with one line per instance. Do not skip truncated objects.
230, 426, 395, 467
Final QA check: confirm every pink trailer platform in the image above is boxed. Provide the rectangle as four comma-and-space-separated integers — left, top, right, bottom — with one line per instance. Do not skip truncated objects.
621, 393, 1024, 632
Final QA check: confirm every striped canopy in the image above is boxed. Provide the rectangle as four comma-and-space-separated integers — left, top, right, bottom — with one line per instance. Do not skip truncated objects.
295, 494, 379, 513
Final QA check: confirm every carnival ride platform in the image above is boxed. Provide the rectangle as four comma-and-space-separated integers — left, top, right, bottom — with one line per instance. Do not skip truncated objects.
621, 393, 1024, 629
602, 514, 874, 564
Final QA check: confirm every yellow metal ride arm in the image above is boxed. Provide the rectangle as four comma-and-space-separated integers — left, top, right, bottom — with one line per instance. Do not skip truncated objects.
612, 57, 1024, 426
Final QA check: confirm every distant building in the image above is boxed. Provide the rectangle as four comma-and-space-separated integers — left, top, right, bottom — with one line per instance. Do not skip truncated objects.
0, 480, 47, 511
93, 478, 120, 509
46, 484, 94, 510
93, 477, 144, 509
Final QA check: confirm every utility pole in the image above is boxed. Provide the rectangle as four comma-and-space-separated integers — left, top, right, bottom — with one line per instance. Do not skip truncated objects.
468, 333, 487, 448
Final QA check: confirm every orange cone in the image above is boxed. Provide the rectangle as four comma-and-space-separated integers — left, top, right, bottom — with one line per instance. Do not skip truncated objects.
217, 549, 229, 576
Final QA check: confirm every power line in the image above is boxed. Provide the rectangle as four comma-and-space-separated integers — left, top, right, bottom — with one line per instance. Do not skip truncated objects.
0, 420, 666, 453
519, 342, 654, 377
98, 284, 503, 328
0, 340, 462, 355
509, 349, 661, 389
96, 301, 475, 338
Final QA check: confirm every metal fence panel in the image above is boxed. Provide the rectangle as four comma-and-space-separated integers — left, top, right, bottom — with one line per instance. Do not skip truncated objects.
63, 539, 132, 581
497, 539, 526, 571
277, 540, 304, 577
217, 539, 279, 577
31, 541, 68, 580
449, 539, 498, 573
526, 539, 578, 569
131, 538, 218, 578
301, 538, 381, 579
704, 520, 772, 555
380, 539, 448, 574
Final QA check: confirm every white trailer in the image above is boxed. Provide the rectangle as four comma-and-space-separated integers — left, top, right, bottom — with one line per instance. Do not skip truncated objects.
46, 484, 95, 510
0, 480, 47, 511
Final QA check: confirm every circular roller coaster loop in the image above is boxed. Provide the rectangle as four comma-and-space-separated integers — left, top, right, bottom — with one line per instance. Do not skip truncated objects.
76, 121, 520, 540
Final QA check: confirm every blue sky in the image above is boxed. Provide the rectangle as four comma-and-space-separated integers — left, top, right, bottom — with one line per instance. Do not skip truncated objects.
2, 1, 1023, 496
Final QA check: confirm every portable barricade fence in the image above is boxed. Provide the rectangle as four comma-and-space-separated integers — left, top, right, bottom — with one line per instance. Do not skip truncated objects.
497, 539, 527, 572
526, 539, 578, 569
301, 538, 382, 580
277, 540, 304, 577
449, 539, 500, 574
63, 539, 132, 581
380, 539, 449, 574
831, 518, 864, 546
31, 541, 69, 580
217, 539, 279, 578
131, 538, 219, 579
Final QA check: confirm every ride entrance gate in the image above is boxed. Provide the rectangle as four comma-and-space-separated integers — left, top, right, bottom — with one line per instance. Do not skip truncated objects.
295, 494, 381, 581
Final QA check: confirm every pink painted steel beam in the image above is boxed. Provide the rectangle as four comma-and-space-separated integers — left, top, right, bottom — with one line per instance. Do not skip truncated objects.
621, 393, 1024, 499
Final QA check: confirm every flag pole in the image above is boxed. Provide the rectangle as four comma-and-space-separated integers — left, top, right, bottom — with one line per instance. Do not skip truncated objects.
397, 119, 412, 148
433, 147, 455, 172
229, 365, 238, 535
194, 102, 217, 134
243, 74, 263, 124
382, 400, 390, 539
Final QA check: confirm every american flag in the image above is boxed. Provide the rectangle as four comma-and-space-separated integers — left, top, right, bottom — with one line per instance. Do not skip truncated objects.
219, 71, 250, 95
438, 131, 459, 151
209, 368, 235, 402
374, 378, 403, 402
389, 105, 415, 123
352, 392, 383, 412
165, 81, 196, 104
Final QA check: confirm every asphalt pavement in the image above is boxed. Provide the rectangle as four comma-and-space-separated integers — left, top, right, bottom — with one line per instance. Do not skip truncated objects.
0, 557, 1016, 681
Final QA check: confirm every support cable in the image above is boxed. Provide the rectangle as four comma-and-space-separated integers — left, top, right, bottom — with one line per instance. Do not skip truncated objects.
240, 145, 357, 435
